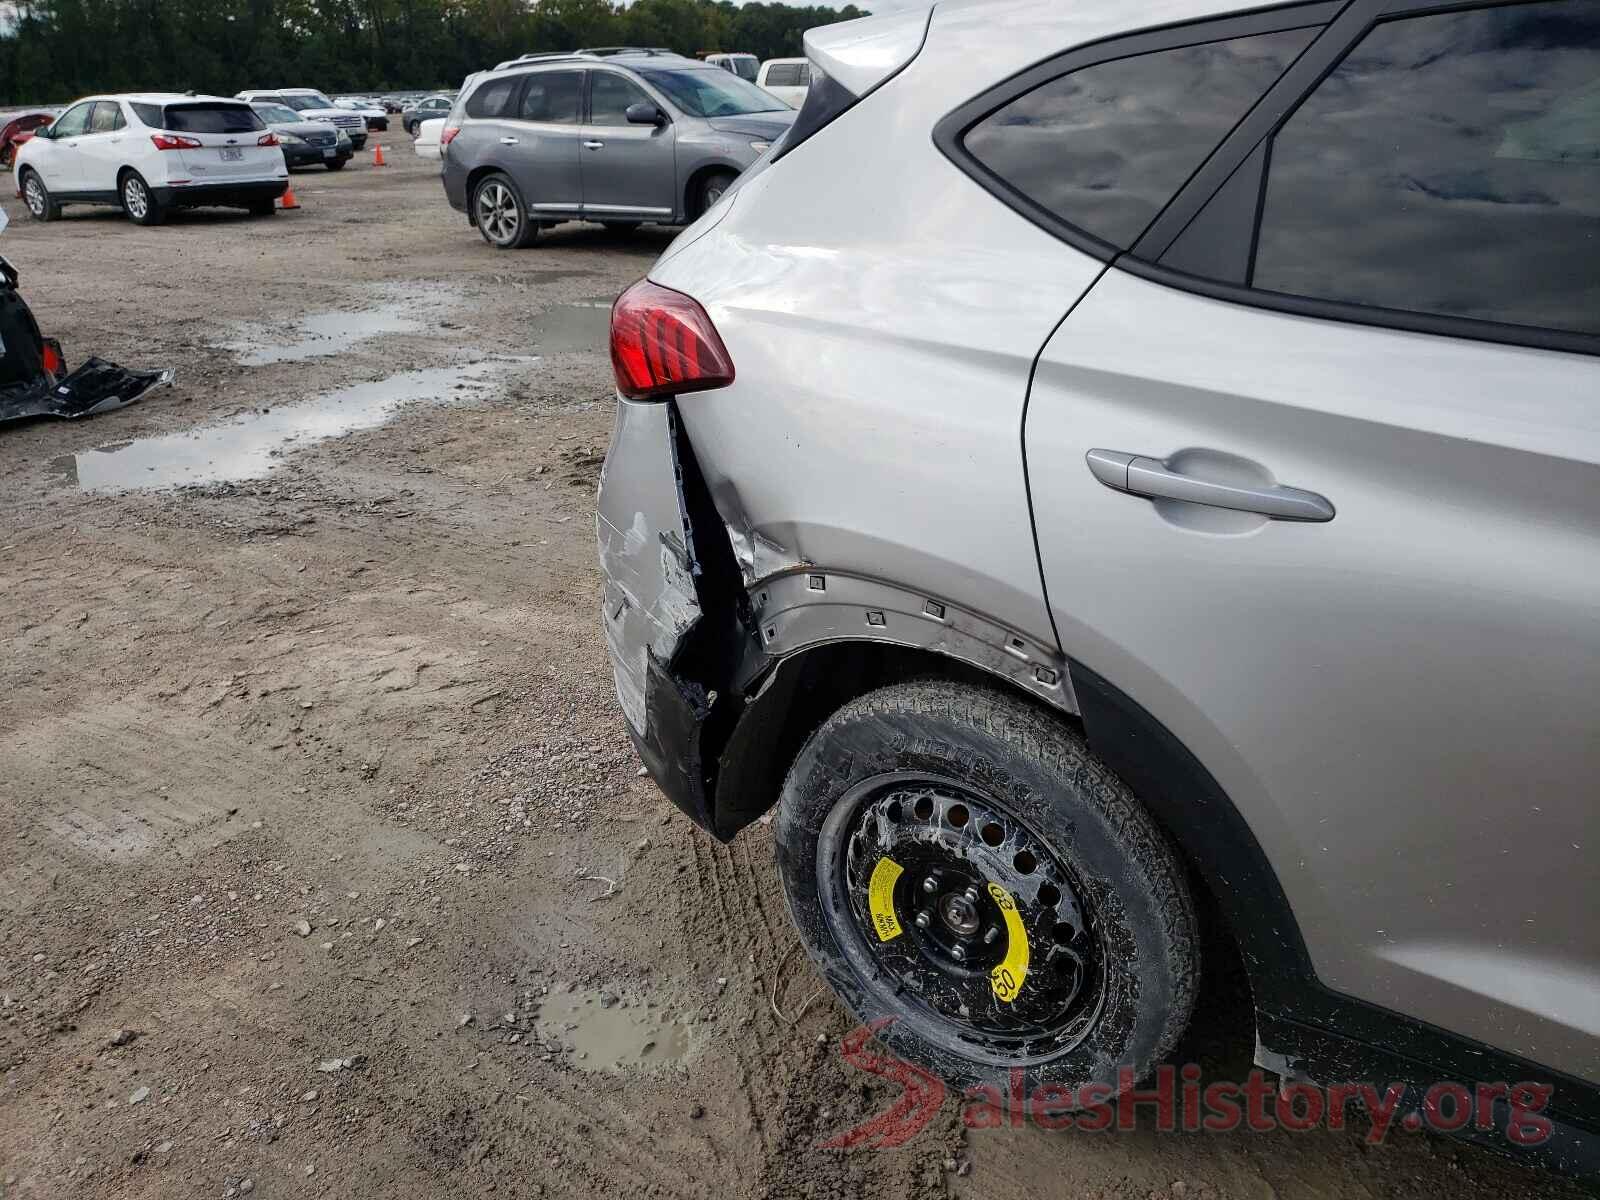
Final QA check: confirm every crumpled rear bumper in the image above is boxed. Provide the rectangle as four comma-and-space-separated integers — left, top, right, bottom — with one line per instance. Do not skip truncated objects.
597, 397, 761, 833
597, 399, 715, 827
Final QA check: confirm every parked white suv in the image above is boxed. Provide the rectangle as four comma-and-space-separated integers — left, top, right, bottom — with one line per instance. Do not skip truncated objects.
756, 58, 811, 107
235, 89, 367, 149
14, 94, 287, 225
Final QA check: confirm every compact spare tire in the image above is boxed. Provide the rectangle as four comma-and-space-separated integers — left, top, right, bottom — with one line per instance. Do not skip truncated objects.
775, 680, 1199, 1093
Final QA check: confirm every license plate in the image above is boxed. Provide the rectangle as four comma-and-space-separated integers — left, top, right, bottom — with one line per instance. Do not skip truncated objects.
323, 148, 337, 158
220, 147, 244, 162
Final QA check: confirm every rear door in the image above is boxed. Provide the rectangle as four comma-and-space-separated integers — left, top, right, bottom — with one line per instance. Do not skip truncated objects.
165, 102, 279, 183
76, 100, 128, 192
32, 101, 92, 189
578, 70, 676, 219
1019, 1, 1600, 1077
503, 70, 585, 213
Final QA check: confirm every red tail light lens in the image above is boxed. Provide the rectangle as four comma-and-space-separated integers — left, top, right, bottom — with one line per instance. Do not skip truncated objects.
257, 133, 279, 147
440, 125, 461, 145
150, 133, 202, 150
610, 280, 735, 401
41, 341, 64, 378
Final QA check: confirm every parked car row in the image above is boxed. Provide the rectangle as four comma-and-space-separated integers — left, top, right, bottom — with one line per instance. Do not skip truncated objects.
234, 89, 367, 150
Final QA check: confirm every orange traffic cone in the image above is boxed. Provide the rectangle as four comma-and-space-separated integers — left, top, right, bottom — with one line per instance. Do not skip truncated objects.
372, 141, 386, 167
280, 182, 300, 210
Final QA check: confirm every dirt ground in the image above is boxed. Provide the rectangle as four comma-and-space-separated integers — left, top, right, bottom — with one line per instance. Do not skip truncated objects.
0, 134, 1584, 1200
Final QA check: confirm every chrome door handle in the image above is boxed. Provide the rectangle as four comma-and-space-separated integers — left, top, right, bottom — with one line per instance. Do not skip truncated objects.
499, 136, 519, 145
1086, 449, 1335, 522
583, 140, 604, 150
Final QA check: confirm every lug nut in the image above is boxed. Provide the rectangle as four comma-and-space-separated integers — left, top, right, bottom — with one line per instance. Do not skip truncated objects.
914, 911, 931, 930
922, 874, 940, 895
963, 885, 980, 905
983, 926, 1000, 945
951, 946, 966, 963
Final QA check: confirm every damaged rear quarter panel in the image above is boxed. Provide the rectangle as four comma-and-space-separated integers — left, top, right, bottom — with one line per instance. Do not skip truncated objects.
596, 398, 704, 735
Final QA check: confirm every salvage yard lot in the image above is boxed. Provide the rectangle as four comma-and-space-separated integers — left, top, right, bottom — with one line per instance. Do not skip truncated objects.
0, 135, 1581, 1200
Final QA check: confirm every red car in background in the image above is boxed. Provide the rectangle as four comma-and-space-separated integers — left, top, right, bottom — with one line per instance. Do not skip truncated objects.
0, 113, 55, 169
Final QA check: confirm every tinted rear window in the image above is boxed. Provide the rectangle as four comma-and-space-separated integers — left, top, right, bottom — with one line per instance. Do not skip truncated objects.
1253, 0, 1600, 337
963, 28, 1314, 249
467, 77, 517, 118
164, 103, 265, 134
518, 72, 582, 124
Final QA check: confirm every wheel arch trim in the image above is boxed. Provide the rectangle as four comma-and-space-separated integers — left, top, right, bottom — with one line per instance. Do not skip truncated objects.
749, 568, 1075, 713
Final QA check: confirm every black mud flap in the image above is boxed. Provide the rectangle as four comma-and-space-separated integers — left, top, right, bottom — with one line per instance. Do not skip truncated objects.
0, 357, 175, 425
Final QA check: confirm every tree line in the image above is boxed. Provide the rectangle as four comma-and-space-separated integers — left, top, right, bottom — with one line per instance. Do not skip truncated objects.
0, 0, 869, 106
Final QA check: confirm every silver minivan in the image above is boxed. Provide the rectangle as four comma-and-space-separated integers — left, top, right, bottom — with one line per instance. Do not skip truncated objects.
440, 51, 794, 249
597, 0, 1600, 1180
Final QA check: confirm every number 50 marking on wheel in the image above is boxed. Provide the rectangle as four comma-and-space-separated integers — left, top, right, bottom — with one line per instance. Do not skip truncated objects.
987, 882, 1030, 1002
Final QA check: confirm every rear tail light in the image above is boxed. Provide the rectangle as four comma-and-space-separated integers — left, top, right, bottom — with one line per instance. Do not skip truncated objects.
150, 133, 202, 150
440, 125, 461, 145
257, 133, 279, 147
41, 339, 65, 379
610, 280, 735, 401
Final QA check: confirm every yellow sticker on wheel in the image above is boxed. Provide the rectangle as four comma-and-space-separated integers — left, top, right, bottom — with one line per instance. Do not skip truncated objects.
867, 857, 905, 942
987, 882, 1029, 1003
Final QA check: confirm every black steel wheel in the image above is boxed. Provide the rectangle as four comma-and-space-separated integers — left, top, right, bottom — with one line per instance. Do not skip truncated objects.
831, 777, 1106, 1059
776, 680, 1198, 1090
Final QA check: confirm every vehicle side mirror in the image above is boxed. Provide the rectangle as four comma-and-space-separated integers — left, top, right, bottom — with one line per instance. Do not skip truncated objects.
32, 124, 53, 139
625, 102, 666, 127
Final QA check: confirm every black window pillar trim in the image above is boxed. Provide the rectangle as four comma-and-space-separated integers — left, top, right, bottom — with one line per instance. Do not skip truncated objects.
1131, 0, 1387, 260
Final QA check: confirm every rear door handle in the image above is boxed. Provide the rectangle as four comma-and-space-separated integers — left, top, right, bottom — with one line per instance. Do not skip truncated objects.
1086, 449, 1335, 522
499, 136, 519, 145
583, 140, 604, 150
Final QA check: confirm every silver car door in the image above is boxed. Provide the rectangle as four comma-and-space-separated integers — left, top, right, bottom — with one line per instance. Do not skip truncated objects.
505, 69, 585, 214
1024, 1, 1599, 1079
578, 70, 676, 219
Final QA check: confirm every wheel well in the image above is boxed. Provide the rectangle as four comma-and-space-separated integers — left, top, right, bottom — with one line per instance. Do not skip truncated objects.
683, 163, 739, 220
714, 640, 1080, 840
464, 165, 506, 210
713, 639, 1257, 1026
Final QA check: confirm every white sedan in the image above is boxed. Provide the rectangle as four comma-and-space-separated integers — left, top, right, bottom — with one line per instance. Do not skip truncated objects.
413, 117, 445, 161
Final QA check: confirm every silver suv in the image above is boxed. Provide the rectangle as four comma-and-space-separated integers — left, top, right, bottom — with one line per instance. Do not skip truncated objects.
597, 0, 1599, 1179
440, 50, 794, 249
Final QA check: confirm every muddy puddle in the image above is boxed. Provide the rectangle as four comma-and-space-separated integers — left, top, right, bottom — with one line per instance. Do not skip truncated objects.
55, 358, 529, 492
541, 983, 691, 1072
527, 299, 613, 354
213, 286, 460, 365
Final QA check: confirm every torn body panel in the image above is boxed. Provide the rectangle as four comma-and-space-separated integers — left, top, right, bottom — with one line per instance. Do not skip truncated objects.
597, 395, 1077, 839
0, 357, 176, 424
597, 399, 705, 738
0, 257, 174, 425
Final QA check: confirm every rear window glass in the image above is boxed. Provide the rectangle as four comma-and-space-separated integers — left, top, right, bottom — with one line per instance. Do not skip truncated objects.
163, 103, 265, 134
963, 28, 1314, 249
766, 64, 802, 87
467, 78, 516, 119
519, 72, 582, 124
130, 102, 162, 127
